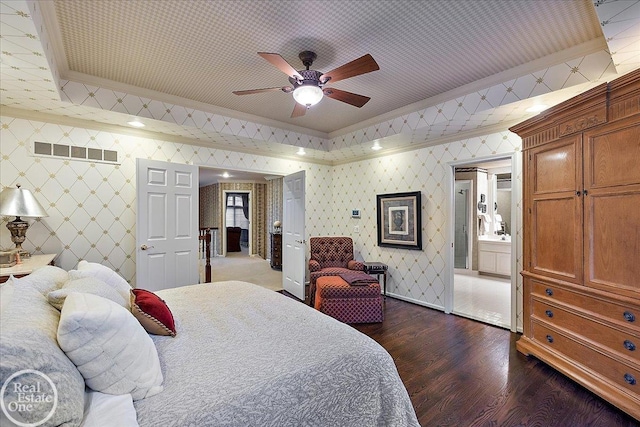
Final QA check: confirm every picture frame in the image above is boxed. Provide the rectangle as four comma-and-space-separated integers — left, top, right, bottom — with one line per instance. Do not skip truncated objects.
376, 191, 422, 250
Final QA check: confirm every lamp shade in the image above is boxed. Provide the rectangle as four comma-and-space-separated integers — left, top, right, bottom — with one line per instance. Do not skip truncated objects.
0, 185, 48, 218
292, 84, 323, 106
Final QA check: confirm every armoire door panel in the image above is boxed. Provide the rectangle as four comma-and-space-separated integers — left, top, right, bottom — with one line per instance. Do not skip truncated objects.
531, 136, 581, 195
531, 197, 582, 283
583, 117, 640, 299
584, 191, 640, 297
584, 118, 640, 190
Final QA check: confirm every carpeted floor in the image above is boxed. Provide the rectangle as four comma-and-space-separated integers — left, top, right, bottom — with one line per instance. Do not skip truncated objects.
204, 249, 283, 291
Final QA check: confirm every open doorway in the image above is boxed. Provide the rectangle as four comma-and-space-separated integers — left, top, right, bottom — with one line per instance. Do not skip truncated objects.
449, 156, 515, 330
197, 166, 285, 287
223, 190, 251, 257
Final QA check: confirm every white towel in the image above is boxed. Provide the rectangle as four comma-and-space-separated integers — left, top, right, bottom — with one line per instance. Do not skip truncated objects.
494, 214, 503, 232
478, 213, 490, 234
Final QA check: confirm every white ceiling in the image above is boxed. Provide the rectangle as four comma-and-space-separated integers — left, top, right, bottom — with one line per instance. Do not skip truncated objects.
1, 0, 639, 165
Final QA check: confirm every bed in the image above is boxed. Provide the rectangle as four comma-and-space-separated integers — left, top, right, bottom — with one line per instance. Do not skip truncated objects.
0, 264, 419, 427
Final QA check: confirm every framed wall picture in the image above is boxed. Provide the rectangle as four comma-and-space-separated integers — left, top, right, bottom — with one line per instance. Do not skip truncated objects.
376, 191, 422, 250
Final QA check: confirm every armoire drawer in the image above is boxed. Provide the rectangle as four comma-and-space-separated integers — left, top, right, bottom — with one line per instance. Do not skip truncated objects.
532, 299, 640, 363
531, 321, 640, 398
530, 279, 640, 331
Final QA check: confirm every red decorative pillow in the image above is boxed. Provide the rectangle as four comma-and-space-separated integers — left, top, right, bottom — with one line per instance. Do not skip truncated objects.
130, 289, 176, 337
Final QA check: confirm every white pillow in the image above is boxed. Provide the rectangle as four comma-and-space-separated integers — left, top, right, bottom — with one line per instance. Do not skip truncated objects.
57, 292, 164, 401
81, 390, 139, 427
48, 276, 129, 311
69, 260, 131, 303
1, 281, 86, 426
11, 265, 69, 296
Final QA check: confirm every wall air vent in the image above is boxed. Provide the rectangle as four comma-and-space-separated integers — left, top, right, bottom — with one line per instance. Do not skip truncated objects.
33, 141, 119, 164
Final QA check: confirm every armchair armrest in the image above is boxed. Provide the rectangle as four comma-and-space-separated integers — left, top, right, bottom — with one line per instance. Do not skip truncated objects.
309, 259, 321, 272
348, 260, 365, 271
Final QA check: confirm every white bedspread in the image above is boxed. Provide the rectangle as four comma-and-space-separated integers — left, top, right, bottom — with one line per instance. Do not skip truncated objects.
133, 281, 419, 427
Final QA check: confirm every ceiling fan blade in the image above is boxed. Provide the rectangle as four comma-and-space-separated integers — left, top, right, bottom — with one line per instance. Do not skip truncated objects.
291, 103, 307, 118
258, 52, 303, 80
323, 88, 371, 108
321, 54, 379, 84
233, 86, 292, 95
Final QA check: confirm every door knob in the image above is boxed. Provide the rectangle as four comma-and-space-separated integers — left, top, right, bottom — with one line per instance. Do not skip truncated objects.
140, 244, 154, 250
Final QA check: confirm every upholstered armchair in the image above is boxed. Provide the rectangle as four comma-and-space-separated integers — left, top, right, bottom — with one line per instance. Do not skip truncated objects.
308, 236, 365, 305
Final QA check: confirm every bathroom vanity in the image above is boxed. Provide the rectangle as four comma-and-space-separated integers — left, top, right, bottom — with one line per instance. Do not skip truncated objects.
478, 236, 511, 276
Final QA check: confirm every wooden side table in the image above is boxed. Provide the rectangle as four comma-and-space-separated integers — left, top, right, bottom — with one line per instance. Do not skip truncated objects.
270, 233, 282, 270
363, 262, 388, 296
0, 254, 56, 283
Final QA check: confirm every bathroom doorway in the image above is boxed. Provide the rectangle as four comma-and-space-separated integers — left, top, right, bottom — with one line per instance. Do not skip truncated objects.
450, 156, 514, 329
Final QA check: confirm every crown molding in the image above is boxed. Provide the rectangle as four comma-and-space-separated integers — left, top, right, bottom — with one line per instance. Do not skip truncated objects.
38, 0, 69, 76
1, 106, 526, 167
0, 106, 334, 166
60, 70, 331, 141
330, 120, 524, 166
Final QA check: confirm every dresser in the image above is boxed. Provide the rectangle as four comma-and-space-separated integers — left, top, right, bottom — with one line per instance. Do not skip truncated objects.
270, 233, 282, 270
509, 69, 639, 419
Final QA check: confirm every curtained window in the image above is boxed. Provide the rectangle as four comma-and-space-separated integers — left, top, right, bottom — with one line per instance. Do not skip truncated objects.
225, 193, 249, 229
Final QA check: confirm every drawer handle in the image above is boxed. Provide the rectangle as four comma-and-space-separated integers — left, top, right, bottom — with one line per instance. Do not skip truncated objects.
624, 340, 636, 351
624, 311, 636, 323
624, 373, 636, 386
546, 335, 554, 343
545, 310, 553, 318
545, 288, 553, 296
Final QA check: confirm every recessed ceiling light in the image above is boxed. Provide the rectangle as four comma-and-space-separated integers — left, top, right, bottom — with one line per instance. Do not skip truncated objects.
371, 142, 382, 151
525, 104, 548, 113
296, 147, 306, 155
222, 172, 230, 178
127, 120, 145, 128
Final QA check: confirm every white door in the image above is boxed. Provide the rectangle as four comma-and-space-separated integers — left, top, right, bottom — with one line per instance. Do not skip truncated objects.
282, 170, 306, 300
136, 159, 199, 291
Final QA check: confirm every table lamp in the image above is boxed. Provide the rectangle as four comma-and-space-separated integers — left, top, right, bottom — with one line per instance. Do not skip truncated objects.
0, 184, 48, 258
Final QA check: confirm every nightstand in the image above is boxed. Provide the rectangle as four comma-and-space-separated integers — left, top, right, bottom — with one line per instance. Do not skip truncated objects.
0, 254, 56, 284
363, 262, 388, 296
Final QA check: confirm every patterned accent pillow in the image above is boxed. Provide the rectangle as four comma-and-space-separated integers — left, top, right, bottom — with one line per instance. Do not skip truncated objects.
130, 288, 177, 337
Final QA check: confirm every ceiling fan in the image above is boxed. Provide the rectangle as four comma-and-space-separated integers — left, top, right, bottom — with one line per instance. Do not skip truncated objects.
233, 51, 379, 118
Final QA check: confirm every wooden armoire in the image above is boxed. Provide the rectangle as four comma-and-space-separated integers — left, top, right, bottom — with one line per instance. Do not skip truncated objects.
509, 69, 640, 420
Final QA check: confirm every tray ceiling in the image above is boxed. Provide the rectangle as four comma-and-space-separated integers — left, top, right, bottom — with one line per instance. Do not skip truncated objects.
1, 0, 638, 163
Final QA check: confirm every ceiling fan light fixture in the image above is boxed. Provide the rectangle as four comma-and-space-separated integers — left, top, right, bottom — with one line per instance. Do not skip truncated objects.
292, 84, 323, 107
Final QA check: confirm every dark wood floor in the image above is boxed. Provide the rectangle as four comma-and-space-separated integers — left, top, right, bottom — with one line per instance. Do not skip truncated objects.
348, 297, 638, 427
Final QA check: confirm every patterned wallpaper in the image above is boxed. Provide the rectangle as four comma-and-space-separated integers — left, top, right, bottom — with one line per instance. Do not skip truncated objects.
199, 184, 217, 229
0, 116, 332, 287
266, 177, 283, 261
330, 131, 523, 329
0, 115, 522, 329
